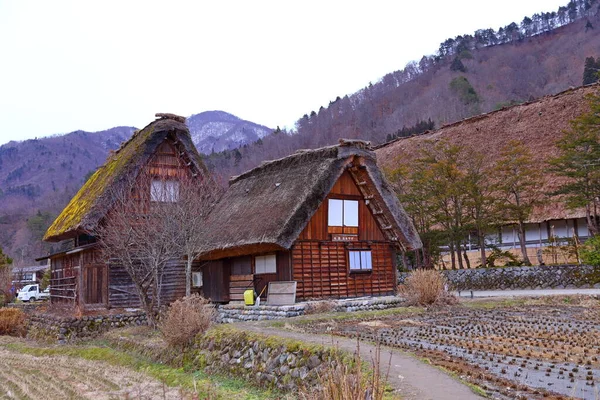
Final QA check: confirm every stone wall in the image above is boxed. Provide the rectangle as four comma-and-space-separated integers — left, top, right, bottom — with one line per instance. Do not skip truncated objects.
399, 264, 600, 291
193, 326, 347, 392
27, 311, 147, 344
217, 296, 404, 323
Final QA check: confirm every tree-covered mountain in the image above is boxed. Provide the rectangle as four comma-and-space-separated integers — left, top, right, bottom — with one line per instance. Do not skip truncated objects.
206, 1, 600, 179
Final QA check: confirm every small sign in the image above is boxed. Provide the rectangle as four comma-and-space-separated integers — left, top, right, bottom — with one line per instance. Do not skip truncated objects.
332, 234, 358, 242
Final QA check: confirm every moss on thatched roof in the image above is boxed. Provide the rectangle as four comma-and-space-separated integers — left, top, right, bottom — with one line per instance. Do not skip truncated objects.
44, 114, 207, 242
198, 139, 421, 259
375, 83, 600, 224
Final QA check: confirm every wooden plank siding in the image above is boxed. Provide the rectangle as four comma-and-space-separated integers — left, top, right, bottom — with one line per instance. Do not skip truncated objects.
108, 259, 188, 308
293, 170, 396, 300
292, 242, 395, 299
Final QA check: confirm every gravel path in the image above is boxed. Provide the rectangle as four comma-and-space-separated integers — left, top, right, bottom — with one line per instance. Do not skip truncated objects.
241, 323, 484, 400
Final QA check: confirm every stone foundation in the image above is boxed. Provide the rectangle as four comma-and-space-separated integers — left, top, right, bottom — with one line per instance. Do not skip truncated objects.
399, 264, 600, 291
194, 326, 346, 392
217, 296, 404, 323
27, 311, 147, 344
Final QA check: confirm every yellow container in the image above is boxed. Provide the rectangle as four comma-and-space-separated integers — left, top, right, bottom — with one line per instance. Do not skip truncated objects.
244, 289, 255, 306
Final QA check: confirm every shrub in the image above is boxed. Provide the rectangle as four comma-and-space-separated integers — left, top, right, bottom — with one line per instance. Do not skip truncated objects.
159, 294, 216, 348
400, 269, 456, 306
0, 308, 26, 336
581, 235, 600, 266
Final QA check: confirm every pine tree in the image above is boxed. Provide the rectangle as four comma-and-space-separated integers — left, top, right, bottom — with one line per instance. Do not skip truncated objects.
583, 56, 600, 85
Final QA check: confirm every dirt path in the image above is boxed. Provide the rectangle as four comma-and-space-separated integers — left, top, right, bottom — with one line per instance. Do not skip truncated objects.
241, 323, 484, 400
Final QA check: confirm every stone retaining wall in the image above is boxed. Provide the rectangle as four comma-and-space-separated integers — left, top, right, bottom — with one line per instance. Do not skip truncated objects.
399, 264, 600, 291
27, 311, 147, 344
193, 326, 346, 392
217, 296, 404, 323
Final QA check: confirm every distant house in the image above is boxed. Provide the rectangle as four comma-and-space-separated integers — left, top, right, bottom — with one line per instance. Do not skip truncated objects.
40, 114, 210, 309
197, 139, 422, 302
375, 83, 599, 266
12, 264, 49, 287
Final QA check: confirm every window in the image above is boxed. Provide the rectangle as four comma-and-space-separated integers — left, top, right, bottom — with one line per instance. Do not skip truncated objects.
348, 250, 372, 272
192, 271, 203, 287
23, 273, 33, 281
328, 199, 358, 227
255, 254, 276, 274
151, 179, 179, 202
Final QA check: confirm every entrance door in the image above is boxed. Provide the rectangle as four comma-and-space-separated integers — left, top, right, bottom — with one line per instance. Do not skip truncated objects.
254, 254, 277, 300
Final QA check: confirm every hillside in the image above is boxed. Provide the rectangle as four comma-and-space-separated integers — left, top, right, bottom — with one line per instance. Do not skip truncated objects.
207, 12, 600, 179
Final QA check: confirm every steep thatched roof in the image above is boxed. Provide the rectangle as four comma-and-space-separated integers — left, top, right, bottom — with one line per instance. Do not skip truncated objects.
376, 84, 600, 224
199, 139, 422, 260
44, 114, 207, 242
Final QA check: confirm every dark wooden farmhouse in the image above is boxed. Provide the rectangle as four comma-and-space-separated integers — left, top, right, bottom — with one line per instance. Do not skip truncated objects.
41, 114, 210, 309
198, 139, 421, 302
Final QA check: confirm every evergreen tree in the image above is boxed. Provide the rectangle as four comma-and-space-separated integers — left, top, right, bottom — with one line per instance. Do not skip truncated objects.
450, 57, 467, 72
583, 56, 600, 85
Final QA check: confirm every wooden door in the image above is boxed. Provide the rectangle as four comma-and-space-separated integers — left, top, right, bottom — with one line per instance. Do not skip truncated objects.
83, 264, 107, 305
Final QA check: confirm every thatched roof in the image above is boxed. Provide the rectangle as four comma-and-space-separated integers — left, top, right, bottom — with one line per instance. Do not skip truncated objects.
375, 83, 600, 224
199, 139, 422, 260
44, 114, 208, 242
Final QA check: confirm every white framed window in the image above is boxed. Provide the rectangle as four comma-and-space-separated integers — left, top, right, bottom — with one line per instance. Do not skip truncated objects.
255, 254, 276, 274
348, 250, 372, 271
151, 179, 179, 202
328, 199, 358, 227
192, 271, 203, 287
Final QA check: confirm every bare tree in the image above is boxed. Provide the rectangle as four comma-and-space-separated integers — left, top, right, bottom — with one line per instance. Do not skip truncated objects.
172, 175, 222, 296
97, 172, 183, 327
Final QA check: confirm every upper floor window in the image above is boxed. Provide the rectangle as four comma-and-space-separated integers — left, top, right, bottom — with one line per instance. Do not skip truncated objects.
151, 180, 179, 202
328, 199, 358, 227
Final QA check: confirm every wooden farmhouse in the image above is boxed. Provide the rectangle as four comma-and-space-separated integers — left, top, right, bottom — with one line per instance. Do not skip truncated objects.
197, 139, 422, 303
40, 114, 210, 309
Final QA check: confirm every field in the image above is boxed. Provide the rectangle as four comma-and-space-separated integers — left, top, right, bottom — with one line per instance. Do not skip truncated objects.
293, 297, 600, 400
0, 335, 279, 400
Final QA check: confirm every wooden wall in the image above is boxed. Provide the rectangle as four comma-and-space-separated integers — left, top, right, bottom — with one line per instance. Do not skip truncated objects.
292, 242, 395, 299
292, 170, 396, 300
50, 252, 79, 304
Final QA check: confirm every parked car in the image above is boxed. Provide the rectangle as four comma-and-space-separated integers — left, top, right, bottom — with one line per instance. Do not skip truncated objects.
17, 284, 48, 302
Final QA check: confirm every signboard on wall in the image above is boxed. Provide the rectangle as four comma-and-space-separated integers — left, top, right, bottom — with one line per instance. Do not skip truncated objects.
332, 234, 358, 242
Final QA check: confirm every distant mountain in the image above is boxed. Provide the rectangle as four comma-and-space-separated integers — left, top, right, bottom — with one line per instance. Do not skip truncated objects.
0, 111, 272, 262
186, 111, 272, 153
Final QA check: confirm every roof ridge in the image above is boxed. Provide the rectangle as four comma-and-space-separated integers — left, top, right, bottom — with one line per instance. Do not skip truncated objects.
375, 82, 600, 150
229, 139, 373, 185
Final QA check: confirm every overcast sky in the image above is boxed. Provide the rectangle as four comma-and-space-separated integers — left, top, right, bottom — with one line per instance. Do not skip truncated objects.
0, 0, 568, 145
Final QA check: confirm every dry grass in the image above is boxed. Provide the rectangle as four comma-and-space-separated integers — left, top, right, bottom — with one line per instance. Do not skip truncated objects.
0, 346, 191, 399
0, 308, 26, 337
304, 300, 337, 315
400, 269, 457, 306
299, 341, 390, 400
159, 294, 216, 348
